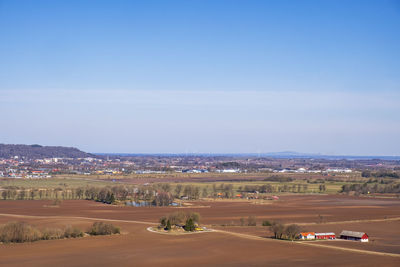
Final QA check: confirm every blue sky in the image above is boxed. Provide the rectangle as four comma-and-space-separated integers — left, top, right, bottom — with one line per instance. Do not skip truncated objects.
0, 0, 399, 155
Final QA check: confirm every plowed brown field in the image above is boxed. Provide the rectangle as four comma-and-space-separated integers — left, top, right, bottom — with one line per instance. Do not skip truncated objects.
0, 195, 399, 266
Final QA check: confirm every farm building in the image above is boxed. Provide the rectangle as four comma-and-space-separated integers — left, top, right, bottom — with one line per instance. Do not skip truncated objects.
315, 233, 336, 239
299, 232, 315, 240
340, 230, 369, 242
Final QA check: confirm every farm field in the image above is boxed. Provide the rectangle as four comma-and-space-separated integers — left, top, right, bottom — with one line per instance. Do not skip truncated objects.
0, 174, 355, 196
0, 195, 400, 266
0, 177, 116, 189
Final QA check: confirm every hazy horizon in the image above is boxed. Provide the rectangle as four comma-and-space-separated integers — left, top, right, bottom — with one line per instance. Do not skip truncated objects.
1, 1, 399, 156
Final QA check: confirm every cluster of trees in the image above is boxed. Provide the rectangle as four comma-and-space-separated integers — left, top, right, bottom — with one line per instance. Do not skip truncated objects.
87, 222, 120, 235
0, 187, 71, 201
210, 184, 234, 198
215, 161, 240, 169
152, 192, 174, 206
84, 185, 146, 202
0, 221, 119, 243
341, 183, 400, 195
159, 211, 200, 232
173, 184, 202, 199
239, 216, 257, 226
270, 222, 301, 240
93, 188, 116, 204
362, 170, 399, 179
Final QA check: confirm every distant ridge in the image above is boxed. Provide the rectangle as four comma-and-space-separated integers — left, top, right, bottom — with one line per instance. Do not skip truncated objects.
0, 144, 94, 159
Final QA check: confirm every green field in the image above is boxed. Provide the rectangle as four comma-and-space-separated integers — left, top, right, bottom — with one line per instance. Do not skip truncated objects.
0, 177, 116, 189
166, 181, 345, 194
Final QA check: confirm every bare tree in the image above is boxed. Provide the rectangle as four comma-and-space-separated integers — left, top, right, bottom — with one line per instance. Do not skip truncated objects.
284, 224, 301, 240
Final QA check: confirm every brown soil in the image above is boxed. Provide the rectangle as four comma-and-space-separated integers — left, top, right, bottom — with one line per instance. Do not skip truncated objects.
0, 195, 399, 266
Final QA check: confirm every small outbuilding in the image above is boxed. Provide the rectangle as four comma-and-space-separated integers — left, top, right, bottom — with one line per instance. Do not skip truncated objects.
340, 230, 369, 242
299, 232, 315, 240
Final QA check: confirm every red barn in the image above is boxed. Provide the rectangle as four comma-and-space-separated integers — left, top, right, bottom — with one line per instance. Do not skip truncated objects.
315, 232, 336, 239
340, 230, 369, 242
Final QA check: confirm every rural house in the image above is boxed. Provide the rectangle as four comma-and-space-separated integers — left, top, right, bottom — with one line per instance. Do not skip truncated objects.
299, 232, 315, 240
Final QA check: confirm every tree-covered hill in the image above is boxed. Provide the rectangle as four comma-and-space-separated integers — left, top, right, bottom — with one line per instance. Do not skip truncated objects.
0, 144, 94, 159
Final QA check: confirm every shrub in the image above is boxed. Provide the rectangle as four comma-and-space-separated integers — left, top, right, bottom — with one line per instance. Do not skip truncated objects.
0, 221, 86, 243
167, 211, 186, 225
262, 220, 271, 226
159, 216, 167, 228
42, 228, 64, 240
0, 222, 42, 243
184, 218, 196, 232
64, 226, 84, 238
88, 222, 120, 235
187, 212, 201, 224
166, 220, 171, 231
247, 216, 257, 226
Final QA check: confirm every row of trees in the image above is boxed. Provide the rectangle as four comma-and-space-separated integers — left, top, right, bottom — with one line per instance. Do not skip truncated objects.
0, 185, 173, 206
341, 183, 400, 194
152, 192, 174, 206
362, 170, 399, 179
238, 184, 309, 194
0, 182, 318, 202
239, 216, 257, 226
174, 184, 202, 199
0, 221, 119, 243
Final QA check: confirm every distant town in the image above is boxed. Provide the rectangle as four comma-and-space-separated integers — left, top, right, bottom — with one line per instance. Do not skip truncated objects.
1, 144, 399, 179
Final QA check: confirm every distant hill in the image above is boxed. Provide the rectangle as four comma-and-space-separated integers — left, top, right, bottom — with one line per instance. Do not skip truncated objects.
0, 144, 95, 159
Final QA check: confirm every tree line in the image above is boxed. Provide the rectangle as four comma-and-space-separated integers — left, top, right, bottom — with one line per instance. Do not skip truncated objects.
0, 221, 119, 243
0, 184, 175, 206
238, 184, 309, 194
361, 170, 399, 179
341, 183, 400, 194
